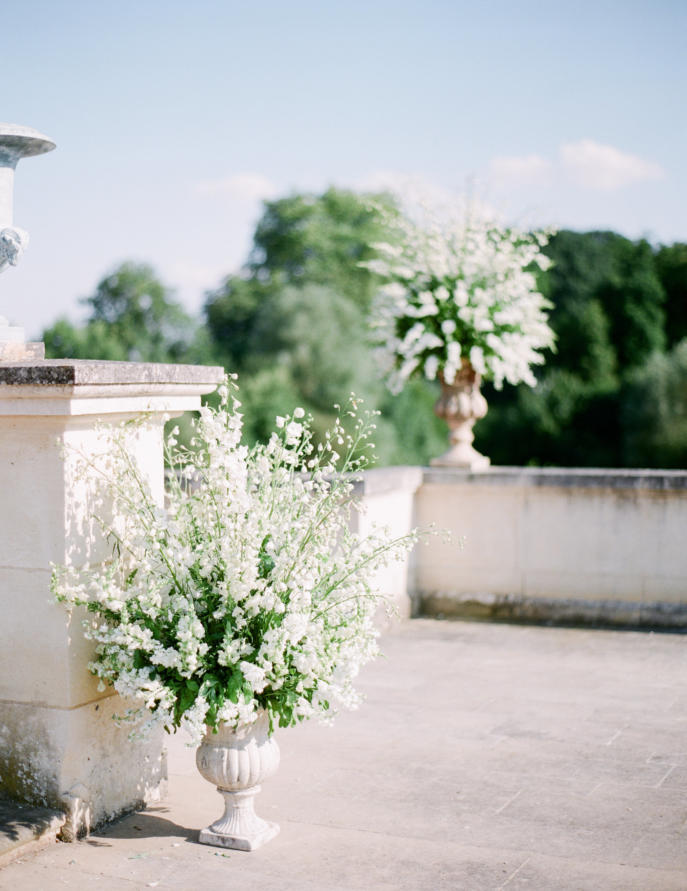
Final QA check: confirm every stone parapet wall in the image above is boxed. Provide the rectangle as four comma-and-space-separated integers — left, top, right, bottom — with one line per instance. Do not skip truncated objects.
413, 467, 687, 629
350, 467, 423, 619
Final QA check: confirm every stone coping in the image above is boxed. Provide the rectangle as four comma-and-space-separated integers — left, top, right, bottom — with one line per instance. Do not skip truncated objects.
0, 359, 225, 387
422, 465, 687, 491
351, 466, 423, 497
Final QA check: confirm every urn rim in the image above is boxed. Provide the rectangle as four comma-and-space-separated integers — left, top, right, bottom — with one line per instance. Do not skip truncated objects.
0, 123, 56, 158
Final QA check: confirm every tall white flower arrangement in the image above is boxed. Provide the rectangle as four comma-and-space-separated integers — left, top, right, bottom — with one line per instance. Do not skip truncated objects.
53, 379, 419, 743
366, 201, 555, 392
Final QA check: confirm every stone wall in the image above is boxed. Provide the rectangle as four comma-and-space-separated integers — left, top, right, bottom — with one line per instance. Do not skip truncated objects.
413, 467, 687, 629
350, 467, 423, 619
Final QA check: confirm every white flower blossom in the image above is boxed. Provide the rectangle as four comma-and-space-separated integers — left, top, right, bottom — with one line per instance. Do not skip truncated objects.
366, 200, 555, 392
52, 382, 421, 744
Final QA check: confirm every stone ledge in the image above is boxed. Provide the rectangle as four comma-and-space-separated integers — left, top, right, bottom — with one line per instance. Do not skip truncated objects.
419, 590, 687, 630
0, 798, 64, 868
0, 359, 225, 388
422, 465, 687, 492
352, 466, 423, 497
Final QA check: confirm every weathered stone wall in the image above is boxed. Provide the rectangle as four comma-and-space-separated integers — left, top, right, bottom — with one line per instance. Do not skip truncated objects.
414, 467, 687, 629
351, 467, 423, 619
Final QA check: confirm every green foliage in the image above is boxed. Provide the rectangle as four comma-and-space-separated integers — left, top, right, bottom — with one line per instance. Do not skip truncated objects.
268, 284, 379, 408
654, 243, 687, 348
43, 262, 199, 363
376, 380, 448, 466
595, 238, 666, 368
476, 229, 677, 468
248, 188, 395, 309
621, 339, 687, 468
43, 317, 132, 361
204, 188, 415, 462
204, 275, 274, 371
232, 366, 302, 445
542, 230, 663, 375
548, 299, 617, 387
204, 188, 397, 368
40, 196, 687, 469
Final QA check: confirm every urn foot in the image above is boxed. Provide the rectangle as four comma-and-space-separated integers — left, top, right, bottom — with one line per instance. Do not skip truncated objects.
198, 786, 280, 852
430, 444, 490, 470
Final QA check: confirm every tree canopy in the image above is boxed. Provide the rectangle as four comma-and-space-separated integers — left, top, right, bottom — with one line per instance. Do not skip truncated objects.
246, 188, 395, 308
44, 262, 199, 364
42, 192, 687, 469
202, 187, 447, 460
475, 231, 686, 468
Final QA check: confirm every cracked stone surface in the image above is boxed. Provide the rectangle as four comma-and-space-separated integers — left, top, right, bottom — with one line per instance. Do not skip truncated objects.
1, 619, 685, 890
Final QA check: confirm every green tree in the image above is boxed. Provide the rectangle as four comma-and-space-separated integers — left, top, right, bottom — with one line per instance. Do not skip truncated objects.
621, 339, 687, 468
204, 187, 398, 368
44, 262, 198, 363
43, 317, 131, 361
43, 211, 687, 468
230, 283, 385, 445
596, 238, 666, 369
247, 188, 395, 309
204, 276, 277, 372
542, 230, 621, 380
654, 242, 687, 348
475, 230, 668, 467
204, 187, 452, 463
206, 188, 439, 461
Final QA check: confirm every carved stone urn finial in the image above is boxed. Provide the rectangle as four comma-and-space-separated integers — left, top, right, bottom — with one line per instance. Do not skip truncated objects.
0, 123, 55, 357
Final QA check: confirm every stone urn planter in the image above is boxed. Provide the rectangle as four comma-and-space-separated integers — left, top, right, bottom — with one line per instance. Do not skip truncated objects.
0, 122, 55, 358
195, 710, 280, 851
430, 361, 490, 469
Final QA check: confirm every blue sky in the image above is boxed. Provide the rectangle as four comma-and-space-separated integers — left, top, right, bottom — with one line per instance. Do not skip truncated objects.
3, 0, 686, 337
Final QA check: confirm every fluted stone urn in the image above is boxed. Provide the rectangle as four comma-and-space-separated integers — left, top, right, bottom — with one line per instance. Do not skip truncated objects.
196, 710, 280, 851
430, 360, 490, 469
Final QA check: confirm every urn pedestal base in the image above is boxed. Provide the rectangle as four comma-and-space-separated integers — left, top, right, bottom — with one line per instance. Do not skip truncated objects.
198, 787, 280, 852
430, 446, 490, 470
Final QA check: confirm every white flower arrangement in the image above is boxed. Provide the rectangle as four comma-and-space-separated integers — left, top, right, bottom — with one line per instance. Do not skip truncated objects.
53, 378, 419, 743
366, 202, 555, 392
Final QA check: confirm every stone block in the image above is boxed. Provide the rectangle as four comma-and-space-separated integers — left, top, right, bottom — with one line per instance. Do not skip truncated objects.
0, 697, 167, 839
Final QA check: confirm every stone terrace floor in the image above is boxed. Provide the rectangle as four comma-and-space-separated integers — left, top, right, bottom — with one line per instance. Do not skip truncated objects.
1, 619, 686, 890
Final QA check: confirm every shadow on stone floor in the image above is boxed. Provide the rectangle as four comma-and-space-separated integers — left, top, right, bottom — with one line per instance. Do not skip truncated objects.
93, 807, 197, 843
0, 799, 62, 843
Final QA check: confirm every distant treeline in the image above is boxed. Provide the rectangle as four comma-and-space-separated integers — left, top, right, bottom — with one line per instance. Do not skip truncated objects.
479, 230, 687, 468
43, 189, 687, 468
